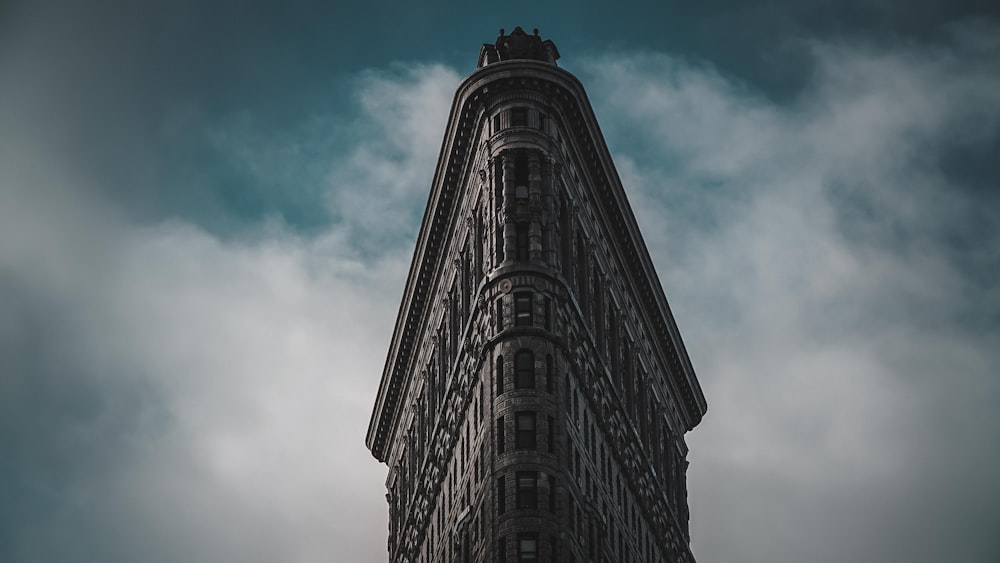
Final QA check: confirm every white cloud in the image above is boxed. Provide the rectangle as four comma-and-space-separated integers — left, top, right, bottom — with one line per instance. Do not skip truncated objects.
3, 14, 999, 563
0, 61, 461, 563
582, 23, 1000, 563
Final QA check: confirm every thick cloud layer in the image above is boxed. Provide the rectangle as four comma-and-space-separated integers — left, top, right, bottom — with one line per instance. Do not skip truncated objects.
1, 57, 457, 561
2, 5, 998, 563
582, 22, 1000, 563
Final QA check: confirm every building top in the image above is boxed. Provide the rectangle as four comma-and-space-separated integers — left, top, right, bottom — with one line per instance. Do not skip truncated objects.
366, 52, 707, 462
478, 26, 560, 68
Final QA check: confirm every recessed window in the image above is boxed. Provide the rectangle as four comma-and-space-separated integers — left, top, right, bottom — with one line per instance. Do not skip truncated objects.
518, 533, 538, 562
515, 411, 536, 450
545, 354, 553, 393
497, 416, 506, 453
498, 476, 506, 514
516, 222, 529, 261
515, 184, 529, 199
511, 108, 527, 127
514, 292, 532, 326
547, 415, 555, 453
515, 349, 535, 389
514, 151, 529, 185
516, 471, 538, 509
496, 355, 505, 395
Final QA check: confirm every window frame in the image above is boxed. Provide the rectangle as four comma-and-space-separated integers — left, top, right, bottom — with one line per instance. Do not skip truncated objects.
514, 349, 535, 389
515, 411, 537, 450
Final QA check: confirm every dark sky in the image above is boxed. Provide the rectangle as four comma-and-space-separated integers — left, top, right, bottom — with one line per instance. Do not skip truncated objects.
1, 1, 998, 562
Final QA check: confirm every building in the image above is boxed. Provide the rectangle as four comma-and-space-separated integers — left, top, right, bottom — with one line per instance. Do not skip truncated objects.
366, 27, 707, 563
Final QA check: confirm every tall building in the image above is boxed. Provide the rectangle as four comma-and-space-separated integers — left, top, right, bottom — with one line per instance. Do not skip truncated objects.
367, 27, 707, 563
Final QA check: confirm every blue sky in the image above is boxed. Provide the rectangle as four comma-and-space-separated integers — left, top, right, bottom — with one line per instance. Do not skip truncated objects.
1, 1, 999, 562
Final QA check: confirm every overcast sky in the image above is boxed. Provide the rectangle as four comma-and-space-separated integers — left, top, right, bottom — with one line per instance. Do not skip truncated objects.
1, 1, 999, 562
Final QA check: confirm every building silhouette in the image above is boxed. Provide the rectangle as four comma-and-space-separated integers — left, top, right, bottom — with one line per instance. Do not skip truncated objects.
367, 27, 707, 563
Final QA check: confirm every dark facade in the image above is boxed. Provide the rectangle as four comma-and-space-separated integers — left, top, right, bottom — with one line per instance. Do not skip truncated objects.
367, 27, 707, 563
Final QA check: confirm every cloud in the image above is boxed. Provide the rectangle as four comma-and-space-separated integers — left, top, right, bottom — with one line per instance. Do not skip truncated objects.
580, 21, 1000, 563
3, 5, 999, 562
0, 56, 459, 562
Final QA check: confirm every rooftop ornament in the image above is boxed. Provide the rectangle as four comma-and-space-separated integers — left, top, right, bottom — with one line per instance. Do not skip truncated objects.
478, 26, 560, 68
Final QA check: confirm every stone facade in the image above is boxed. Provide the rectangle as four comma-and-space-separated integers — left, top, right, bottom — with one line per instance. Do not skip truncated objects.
367, 28, 707, 563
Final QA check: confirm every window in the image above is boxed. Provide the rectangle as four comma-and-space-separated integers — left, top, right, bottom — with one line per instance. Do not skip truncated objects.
548, 475, 557, 512
493, 114, 501, 134
514, 150, 528, 186
516, 471, 538, 509
545, 354, 553, 393
496, 355, 504, 395
497, 416, 505, 453
515, 184, 529, 199
498, 536, 507, 561
516, 222, 529, 261
512, 107, 527, 127
547, 415, 555, 453
515, 349, 535, 389
514, 292, 532, 326
515, 411, 536, 449
538, 112, 547, 132
496, 221, 505, 263
497, 476, 506, 514
517, 532, 538, 562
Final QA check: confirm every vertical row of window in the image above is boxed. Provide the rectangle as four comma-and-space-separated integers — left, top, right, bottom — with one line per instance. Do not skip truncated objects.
492, 147, 543, 267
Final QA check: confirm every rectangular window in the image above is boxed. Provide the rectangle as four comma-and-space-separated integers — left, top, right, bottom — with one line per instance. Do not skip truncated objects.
514, 292, 532, 326
493, 114, 501, 134
548, 475, 556, 512
516, 222, 529, 262
545, 354, 553, 393
497, 416, 505, 453
498, 536, 506, 562
511, 108, 527, 127
496, 355, 505, 395
514, 150, 529, 185
515, 411, 536, 449
498, 477, 506, 514
517, 532, 538, 562
516, 471, 538, 509
547, 415, 555, 453
515, 349, 535, 389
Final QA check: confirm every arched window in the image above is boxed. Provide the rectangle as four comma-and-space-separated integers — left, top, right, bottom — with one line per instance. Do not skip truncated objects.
515, 349, 535, 389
